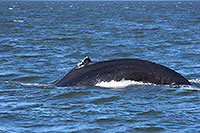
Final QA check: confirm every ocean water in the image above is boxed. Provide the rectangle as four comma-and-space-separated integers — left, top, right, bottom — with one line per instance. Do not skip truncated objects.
0, 1, 200, 132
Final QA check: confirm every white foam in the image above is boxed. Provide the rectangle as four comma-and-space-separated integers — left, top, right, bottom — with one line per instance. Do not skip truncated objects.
95, 79, 200, 90
179, 85, 200, 91
5, 81, 51, 89
17, 83, 46, 87
13, 20, 24, 23
189, 79, 200, 84
95, 79, 151, 88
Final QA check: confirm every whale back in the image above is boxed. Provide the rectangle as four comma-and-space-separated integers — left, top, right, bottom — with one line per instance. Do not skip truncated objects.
54, 58, 191, 87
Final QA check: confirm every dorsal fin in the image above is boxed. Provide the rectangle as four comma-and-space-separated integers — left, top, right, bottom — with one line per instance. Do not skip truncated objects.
77, 56, 93, 68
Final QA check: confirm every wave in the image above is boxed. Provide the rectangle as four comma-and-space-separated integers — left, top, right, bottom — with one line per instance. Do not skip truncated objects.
5, 81, 53, 89
5, 79, 200, 90
189, 79, 200, 84
95, 79, 200, 90
13, 20, 24, 23
187, 79, 200, 90
95, 79, 152, 88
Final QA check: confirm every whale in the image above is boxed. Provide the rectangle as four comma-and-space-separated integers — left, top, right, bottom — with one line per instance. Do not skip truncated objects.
54, 56, 191, 87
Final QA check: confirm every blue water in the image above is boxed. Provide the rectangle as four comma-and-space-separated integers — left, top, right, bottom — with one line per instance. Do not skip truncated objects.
0, 1, 200, 132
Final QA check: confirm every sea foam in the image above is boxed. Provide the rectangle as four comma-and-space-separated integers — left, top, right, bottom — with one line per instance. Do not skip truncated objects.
95, 79, 151, 88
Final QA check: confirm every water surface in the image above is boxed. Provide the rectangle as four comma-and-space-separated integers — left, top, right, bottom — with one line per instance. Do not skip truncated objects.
0, 1, 200, 132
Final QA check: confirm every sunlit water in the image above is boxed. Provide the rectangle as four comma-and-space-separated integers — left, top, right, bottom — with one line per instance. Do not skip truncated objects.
0, 1, 200, 132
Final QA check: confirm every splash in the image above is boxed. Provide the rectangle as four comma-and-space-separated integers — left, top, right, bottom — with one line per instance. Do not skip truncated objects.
95, 79, 152, 88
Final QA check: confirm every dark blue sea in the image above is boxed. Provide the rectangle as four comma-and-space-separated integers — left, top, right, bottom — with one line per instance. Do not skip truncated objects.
1, 1, 200, 132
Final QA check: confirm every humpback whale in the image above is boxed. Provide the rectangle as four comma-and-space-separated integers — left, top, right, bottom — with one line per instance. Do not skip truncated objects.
54, 56, 191, 87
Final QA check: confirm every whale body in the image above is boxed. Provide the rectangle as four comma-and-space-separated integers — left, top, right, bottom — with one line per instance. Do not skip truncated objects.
54, 57, 191, 87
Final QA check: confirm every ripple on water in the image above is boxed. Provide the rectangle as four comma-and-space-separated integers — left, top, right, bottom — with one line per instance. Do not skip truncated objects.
90, 96, 121, 104
136, 109, 163, 116
134, 126, 165, 132
52, 91, 89, 100
93, 117, 120, 123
